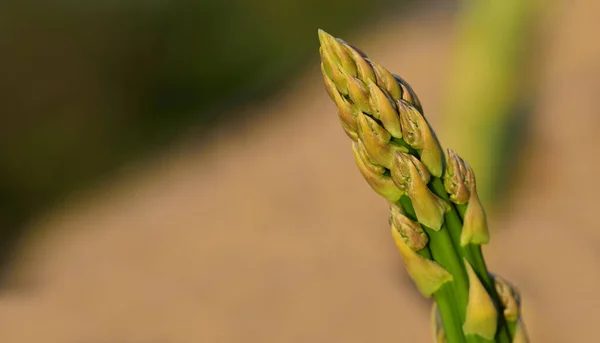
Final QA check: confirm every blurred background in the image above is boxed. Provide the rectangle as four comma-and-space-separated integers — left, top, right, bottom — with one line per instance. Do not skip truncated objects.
0, 0, 598, 341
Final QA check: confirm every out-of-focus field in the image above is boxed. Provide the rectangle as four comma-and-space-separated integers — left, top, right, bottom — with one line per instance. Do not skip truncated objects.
1, 2, 598, 342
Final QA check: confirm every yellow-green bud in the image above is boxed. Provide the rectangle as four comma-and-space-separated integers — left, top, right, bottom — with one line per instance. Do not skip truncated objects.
391, 223, 452, 297
493, 274, 521, 322
392, 152, 448, 230
319, 46, 348, 95
351, 142, 403, 202
346, 75, 372, 115
367, 80, 402, 138
461, 162, 489, 246
370, 60, 402, 101
357, 113, 408, 168
317, 30, 357, 76
389, 204, 428, 251
319, 46, 335, 83
463, 259, 498, 340
398, 99, 422, 149
354, 139, 385, 175
391, 152, 430, 191
321, 63, 337, 101
343, 43, 376, 84
330, 39, 357, 78
397, 99, 443, 177
321, 66, 359, 135
443, 149, 470, 204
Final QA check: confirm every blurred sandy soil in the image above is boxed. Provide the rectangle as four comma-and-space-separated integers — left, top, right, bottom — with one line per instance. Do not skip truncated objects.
1, 2, 599, 342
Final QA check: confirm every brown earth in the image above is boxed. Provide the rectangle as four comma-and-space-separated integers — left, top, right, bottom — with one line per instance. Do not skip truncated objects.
1, 2, 599, 342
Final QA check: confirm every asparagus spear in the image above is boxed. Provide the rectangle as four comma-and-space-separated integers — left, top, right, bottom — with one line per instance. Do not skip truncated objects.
317, 29, 528, 343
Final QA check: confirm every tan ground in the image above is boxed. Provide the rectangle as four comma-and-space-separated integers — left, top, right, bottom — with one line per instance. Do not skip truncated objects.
1, 2, 599, 342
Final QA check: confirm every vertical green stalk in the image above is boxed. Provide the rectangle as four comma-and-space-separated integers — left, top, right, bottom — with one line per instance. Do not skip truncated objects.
436, 286, 467, 343
400, 197, 466, 343
430, 178, 511, 343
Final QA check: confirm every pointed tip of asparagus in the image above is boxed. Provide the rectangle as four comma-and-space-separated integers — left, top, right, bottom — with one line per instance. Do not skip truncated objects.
317, 29, 331, 45
317, 29, 342, 55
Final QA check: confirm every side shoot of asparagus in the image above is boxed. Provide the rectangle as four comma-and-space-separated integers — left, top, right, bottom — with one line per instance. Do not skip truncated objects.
317, 30, 528, 343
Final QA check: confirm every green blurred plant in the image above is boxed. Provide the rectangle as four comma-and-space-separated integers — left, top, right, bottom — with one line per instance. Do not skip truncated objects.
440, 0, 538, 206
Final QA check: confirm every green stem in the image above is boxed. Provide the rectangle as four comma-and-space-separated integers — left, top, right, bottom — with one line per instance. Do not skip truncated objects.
428, 225, 488, 343
400, 196, 471, 342
431, 179, 512, 343
455, 203, 512, 343
400, 197, 466, 343
429, 179, 483, 271
436, 285, 467, 343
